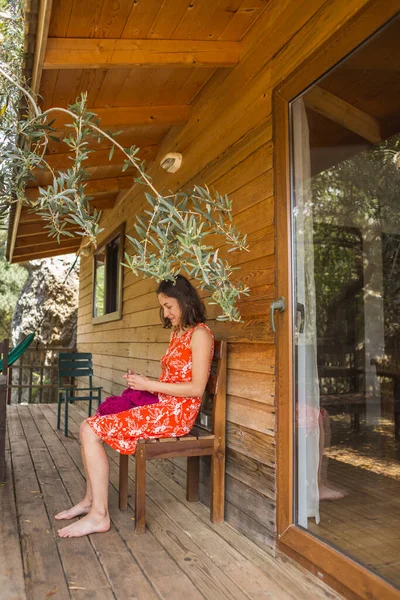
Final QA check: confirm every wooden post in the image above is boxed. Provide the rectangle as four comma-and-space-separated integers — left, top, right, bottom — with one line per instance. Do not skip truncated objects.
211, 341, 227, 523
393, 376, 400, 441
1, 338, 9, 377
0, 338, 9, 483
18, 352, 22, 404
7, 366, 12, 405
28, 349, 33, 404
0, 374, 7, 482
39, 349, 45, 403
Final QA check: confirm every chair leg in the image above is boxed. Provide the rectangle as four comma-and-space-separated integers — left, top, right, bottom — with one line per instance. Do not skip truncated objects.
119, 454, 129, 511
186, 456, 200, 502
211, 446, 225, 523
57, 392, 63, 430
135, 442, 146, 534
88, 395, 92, 417
64, 391, 69, 438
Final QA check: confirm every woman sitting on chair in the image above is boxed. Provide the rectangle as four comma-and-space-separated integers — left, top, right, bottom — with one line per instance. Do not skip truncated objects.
55, 275, 214, 538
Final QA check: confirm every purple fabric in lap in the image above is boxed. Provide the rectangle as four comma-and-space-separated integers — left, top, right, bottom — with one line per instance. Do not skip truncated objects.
96, 388, 159, 416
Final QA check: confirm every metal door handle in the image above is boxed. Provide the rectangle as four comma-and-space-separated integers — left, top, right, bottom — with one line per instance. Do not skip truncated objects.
270, 297, 285, 332
296, 302, 305, 333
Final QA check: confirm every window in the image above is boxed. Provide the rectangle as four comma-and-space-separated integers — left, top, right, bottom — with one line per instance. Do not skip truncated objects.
92, 223, 125, 323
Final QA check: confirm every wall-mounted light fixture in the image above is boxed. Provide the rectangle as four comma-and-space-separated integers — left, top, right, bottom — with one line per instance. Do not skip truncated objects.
160, 152, 182, 173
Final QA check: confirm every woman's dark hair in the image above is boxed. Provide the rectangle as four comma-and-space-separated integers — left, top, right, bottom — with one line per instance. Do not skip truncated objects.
157, 274, 206, 328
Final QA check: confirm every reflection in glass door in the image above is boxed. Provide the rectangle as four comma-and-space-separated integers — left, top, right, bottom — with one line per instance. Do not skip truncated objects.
291, 14, 400, 589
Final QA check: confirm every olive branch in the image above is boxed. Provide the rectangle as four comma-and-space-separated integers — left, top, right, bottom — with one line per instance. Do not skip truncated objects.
0, 3, 250, 321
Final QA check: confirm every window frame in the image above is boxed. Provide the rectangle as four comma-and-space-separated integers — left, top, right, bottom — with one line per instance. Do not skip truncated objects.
92, 222, 125, 325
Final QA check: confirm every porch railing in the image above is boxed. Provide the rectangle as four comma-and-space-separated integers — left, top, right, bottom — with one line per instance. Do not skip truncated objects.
8, 345, 76, 405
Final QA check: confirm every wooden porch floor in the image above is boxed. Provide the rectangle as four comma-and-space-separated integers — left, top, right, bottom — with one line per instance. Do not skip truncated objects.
310, 455, 400, 587
1, 403, 342, 600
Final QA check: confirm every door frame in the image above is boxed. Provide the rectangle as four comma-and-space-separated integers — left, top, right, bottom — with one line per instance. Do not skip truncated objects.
274, 2, 400, 599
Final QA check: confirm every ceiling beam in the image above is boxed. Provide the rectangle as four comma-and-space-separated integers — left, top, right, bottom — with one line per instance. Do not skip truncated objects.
17, 196, 116, 238
31, 0, 53, 94
90, 196, 116, 210
17, 222, 76, 238
43, 38, 241, 69
28, 163, 138, 187
49, 105, 190, 129
30, 146, 157, 180
15, 233, 81, 249
24, 175, 132, 202
12, 243, 81, 263
304, 86, 382, 144
45, 126, 167, 153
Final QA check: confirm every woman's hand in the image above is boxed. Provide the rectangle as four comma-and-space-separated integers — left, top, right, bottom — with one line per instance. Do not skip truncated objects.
122, 369, 134, 384
124, 372, 151, 392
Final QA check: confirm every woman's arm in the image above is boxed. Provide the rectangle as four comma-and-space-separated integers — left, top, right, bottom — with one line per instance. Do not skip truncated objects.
125, 326, 213, 398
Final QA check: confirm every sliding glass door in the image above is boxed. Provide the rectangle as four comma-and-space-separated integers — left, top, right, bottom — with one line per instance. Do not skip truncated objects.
290, 14, 400, 589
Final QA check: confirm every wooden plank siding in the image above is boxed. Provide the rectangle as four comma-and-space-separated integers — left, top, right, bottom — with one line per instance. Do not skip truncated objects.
76, 0, 384, 549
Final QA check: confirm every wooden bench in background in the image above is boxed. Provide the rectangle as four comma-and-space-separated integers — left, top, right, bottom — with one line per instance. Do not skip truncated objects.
0, 338, 9, 483
118, 339, 227, 534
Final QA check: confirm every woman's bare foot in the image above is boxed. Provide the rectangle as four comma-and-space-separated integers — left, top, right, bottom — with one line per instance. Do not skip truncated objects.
55, 500, 91, 520
58, 511, 110, 538
319, 483, 348, 501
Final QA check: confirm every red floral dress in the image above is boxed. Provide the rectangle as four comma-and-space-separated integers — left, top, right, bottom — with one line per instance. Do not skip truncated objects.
86, 323, 214, 455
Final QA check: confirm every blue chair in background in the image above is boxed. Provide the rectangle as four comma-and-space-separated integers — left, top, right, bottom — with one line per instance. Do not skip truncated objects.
57, 353, 102, 437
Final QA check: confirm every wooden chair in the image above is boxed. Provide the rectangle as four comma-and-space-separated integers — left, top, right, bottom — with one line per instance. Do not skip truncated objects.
118, 340, 227, 534
0, 338, 9, 483
57, 352, 102, 437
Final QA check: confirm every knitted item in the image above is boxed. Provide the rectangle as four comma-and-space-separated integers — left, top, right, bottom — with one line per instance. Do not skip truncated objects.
96, 388, 158, 416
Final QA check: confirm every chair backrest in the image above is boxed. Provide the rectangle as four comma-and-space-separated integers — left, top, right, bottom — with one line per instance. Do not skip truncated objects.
0, 339, 9, 377
58, 352, 93, 387
196, 340, 227, 434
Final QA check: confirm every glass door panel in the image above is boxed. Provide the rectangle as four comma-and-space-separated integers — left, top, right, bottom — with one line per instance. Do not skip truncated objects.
291, 14, 400, 588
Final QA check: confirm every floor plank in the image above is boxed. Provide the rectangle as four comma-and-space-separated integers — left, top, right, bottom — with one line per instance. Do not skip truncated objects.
0, 449, 26, 600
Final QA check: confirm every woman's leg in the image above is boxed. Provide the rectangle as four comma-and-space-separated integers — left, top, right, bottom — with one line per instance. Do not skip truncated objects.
55, 441, 92, 520
318, 410, 347, 500
57, 421, 110, 537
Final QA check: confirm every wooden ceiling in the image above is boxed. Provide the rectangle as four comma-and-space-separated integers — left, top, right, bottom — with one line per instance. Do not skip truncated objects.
9, 0, 268, 263
9, 4, 400, 262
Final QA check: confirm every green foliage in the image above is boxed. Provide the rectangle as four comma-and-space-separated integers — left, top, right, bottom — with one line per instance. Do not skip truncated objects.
0, 0, 251, 321
124, 185, 249, 321
311, 134, 400, 350
312, 137, 400, 228
0, 229, 28, 338
0, 0, 24, 232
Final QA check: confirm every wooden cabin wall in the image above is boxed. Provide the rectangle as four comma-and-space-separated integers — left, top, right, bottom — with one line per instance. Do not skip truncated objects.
76, 0, 374, 549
